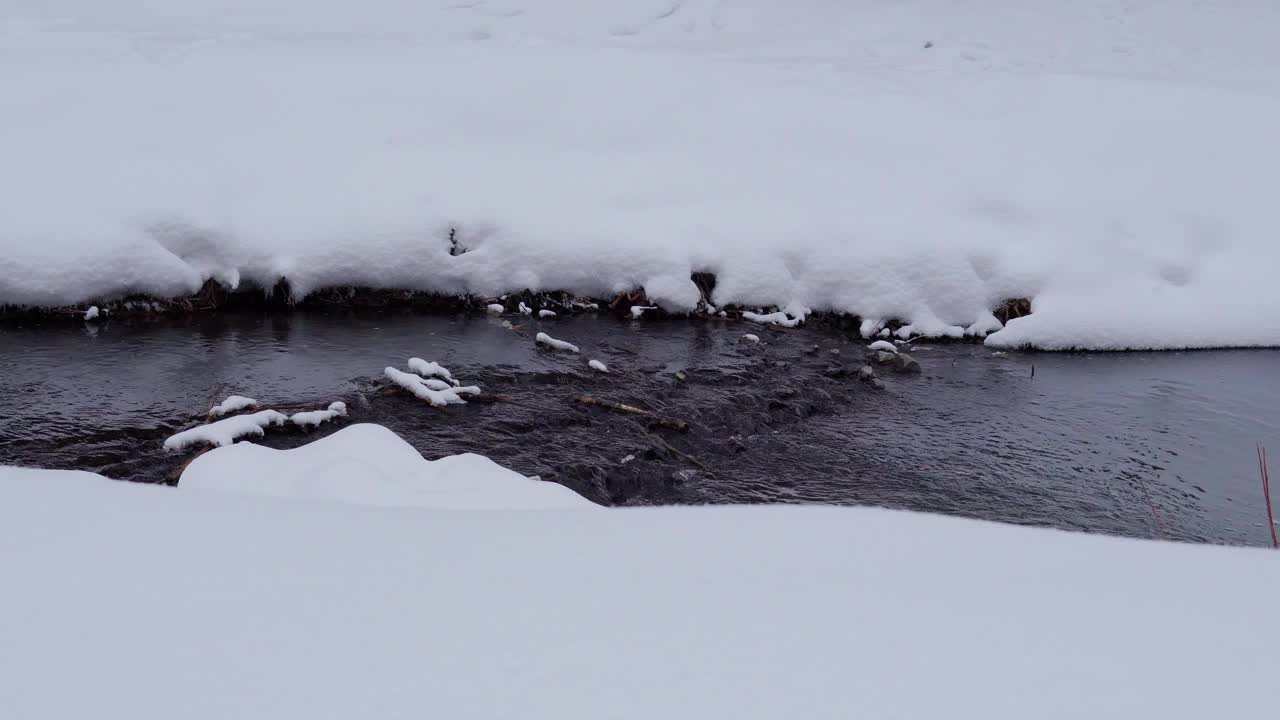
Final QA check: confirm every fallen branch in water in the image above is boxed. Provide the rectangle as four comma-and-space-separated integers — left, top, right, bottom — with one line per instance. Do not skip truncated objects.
574, 394, 689, 432
651, 433, 707, 469
166, 446, 212, 484
1260, 445, 1276, 549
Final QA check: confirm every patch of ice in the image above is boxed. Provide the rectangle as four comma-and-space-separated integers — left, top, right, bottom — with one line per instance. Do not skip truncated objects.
209, 395, 258, 418
536, 332, 579, 353
588, 359, 608, 373
164, 410, 289, 451
384, 367, 480, 407
743, 311, 800, 328
290, 401, 348, 429
867, 340, 898, 354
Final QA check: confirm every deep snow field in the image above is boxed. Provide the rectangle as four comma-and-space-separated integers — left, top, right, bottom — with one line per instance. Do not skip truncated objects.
4, 1, 1280, 348
3, 424, 1279, 719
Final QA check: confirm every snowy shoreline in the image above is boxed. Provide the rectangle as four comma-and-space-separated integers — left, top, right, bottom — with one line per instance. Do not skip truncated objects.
3, 451, 1279, 719
5, 1, 1280, 351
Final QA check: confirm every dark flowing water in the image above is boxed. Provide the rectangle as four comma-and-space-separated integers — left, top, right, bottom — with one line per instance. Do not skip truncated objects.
1, 311, 1277, 546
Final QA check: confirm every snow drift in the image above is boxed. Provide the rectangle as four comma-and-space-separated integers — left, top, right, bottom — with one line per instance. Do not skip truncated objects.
2, 448, 1279, 718
3, 1, 1280, 349
180, 423, 591, 509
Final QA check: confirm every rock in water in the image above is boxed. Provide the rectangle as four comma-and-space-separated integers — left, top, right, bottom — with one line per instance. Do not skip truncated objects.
857, 365, 877, 382
894, 353, 922, 373
874, 351, 898, 366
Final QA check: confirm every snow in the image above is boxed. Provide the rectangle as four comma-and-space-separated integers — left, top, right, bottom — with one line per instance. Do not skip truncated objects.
867, 340, 898, 354
630, 305, 656, 319
384, 367, 480, 407
406, 358, 457, 386
485, 303, 505, 314
536, 332, 579, 353
538, 309, 556, 319
163, 409, 289, 450
588, 359, 608, 373
289, 401, 348, 429
2, 1, 1280, 350
518, 302, 533, 316
3, 460, 1280, 719
208, 394, 257, 417
743, 333, 761, 344
742, 310, 801, 328
82, 306, 99, 321
180, 423, 590, 510
965, 311, 1005, 338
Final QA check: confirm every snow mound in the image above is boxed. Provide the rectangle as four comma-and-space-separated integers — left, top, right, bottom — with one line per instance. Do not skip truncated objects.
588, 359, 608, 373
406, 359, 458, 386
867, 340, 898, 354
179, 423, 591, 510
385, 367, 481, 407
538, 309, 556, 318
209, 395, 258, 417
164, 410, 288, 451
743, 311, 801, 328
743, 334, 761, 344
536, 332, 579, 353
290, 401, 347, 428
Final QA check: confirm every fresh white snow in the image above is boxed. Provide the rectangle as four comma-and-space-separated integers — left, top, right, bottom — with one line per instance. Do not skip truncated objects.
536, 332, 579, 353
406, 358, 457, 386
588, 359, 608, 373
180, 423, 590, 510
384, 367, 480, 407
163, 409, 289, 450
4, 1, 1279, 349
742, 310, 801, 328
867, 340, 898, 354
2, 455, 1279, 718
208, 394, 258, 417
538, 309, 556, 319
743, 333, 761, 344
289, 401, 347, 429
518, 302, 533, 316
485, 303, 505, 314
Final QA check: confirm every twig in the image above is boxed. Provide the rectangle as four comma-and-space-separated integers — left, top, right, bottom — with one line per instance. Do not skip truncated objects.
651, 433, 707, 470
1260, 445, 1276, 549
1133, 473, 1164, 538
574, 394, 689, 432
166, 446, 211, 484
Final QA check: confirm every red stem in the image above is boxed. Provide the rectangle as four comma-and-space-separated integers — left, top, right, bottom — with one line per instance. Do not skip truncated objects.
1260, 445, 1276, 549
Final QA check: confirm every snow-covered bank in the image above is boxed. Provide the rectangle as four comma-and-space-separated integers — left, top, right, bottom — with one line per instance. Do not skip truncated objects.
2, 458, 1278, 718
3, 1, 1280, 349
